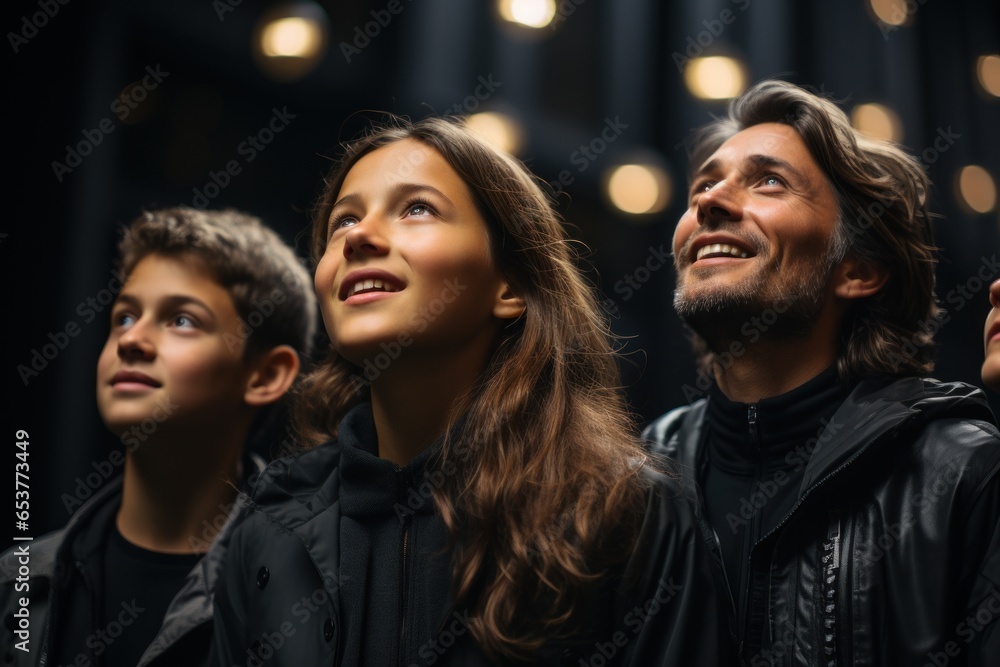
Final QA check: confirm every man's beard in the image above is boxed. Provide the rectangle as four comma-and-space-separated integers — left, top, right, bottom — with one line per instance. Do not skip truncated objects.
673, 251, 837, 354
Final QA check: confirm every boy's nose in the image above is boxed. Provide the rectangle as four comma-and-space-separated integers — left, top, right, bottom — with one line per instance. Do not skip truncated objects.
117, 322, 156, 360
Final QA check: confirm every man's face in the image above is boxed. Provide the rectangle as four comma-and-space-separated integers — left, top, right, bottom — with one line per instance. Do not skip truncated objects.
672, 123, 842, 346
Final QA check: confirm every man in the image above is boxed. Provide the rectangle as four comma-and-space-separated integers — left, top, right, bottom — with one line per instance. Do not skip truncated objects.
644, 80, 1000, 666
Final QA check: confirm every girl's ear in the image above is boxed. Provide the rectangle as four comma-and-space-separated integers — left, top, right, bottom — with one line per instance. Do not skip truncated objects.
832, 257, 889, 300
243, 345, 301, 407
493, 282, 526, 320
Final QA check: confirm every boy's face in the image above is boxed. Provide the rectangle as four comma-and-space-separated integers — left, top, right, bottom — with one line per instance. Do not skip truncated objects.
96, 254, 253, 437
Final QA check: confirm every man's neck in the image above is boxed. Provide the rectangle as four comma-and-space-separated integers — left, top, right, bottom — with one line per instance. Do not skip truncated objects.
713, 338, 838, 404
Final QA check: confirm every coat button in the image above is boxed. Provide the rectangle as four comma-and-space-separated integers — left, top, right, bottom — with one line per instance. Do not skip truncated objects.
256, 566, 270, 589
324, 617, 335, 642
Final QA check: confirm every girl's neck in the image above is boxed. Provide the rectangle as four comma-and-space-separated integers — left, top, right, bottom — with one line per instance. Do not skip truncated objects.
369, 340, 492, 467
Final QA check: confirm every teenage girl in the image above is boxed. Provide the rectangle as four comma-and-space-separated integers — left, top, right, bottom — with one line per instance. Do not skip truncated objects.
212, 116, 732, 665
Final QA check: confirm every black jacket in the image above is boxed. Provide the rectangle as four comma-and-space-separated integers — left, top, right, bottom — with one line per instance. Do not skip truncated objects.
643, 377, 1000, 666
0, 458, 262, 667
211, 403, 735, 665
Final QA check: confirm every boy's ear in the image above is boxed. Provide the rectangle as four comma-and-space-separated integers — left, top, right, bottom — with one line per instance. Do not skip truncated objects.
243, 345, 300, 407
832, 256, 889, 301
493, 281, 526, 320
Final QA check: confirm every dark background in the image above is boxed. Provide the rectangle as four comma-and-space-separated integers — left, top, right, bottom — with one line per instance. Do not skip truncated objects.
5, 0, 999, 545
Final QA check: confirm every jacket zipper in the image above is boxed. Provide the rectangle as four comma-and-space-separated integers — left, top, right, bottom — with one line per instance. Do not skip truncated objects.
742, 405, 762, 645
398, 513, 412, 667
748, 414, 918, 663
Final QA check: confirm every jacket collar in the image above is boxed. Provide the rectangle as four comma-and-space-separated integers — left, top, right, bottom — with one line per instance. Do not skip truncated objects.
673, 376, 995, 497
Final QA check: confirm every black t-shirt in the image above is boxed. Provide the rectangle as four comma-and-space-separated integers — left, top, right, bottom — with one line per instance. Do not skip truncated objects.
100, 526, 201, 666
701, 366, 850, 637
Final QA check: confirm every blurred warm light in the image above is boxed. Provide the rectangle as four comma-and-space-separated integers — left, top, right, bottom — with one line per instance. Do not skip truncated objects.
261, 17, 323, 58
497, 0, 557, 28
851, 103, 903, 142
465, 112, 524, 155
957, 165, 997, 214
253, 2, 328, 81
606, 164, 672, 215
869, 0, 910, 26
977, 54, 1000, 97
684, 57, 747, 100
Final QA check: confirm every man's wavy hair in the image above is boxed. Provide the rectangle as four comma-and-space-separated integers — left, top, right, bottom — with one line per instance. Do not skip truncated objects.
688, 80, 941, 383
294, 116, 652, 661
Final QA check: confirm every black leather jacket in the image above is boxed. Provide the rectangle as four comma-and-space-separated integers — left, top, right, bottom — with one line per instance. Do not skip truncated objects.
643, 377, 1000, 666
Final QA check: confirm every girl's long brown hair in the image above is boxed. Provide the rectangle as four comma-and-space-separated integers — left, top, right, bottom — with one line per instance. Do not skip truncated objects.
294, 116, 654, 661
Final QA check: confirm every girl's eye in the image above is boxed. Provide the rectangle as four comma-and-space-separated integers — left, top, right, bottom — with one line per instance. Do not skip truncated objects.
113, 312, 136, 328
405, 201, 432, 217
172, 314, 196, 328
330, 216, 358, 235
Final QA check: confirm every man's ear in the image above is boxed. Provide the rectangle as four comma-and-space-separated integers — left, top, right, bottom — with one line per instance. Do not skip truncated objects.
493, 282, 526, 320
832, 257, 889, 301
243, 345, 301, 407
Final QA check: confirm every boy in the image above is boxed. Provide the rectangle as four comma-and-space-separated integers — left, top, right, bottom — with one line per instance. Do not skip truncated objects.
1, 207, 316, 666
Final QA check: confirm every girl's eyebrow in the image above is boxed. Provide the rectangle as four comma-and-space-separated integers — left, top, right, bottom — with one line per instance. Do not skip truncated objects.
330, 183, 455, 215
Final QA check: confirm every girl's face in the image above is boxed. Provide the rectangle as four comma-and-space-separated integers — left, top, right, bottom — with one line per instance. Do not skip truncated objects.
315, 139, 522, 366
983, 279, 1000, 391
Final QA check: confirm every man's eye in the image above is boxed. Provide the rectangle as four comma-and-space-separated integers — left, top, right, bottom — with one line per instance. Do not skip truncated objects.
762, 175, 783, 187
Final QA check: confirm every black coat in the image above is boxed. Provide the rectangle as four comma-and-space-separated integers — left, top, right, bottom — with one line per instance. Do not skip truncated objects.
643, 377, 1000, 666
211, 403, 735, 666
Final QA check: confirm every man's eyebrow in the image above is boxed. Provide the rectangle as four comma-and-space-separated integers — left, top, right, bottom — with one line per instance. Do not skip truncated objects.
745, 154, 807, 182
692, 154, 809, 183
